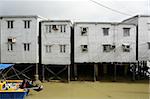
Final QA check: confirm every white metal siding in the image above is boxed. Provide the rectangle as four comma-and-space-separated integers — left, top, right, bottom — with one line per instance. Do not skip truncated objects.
74, 23, 136, 63
41, 21, 71, 65
138, 17, 150, 61
123, 16, 150, 61
0, 17, 39, 63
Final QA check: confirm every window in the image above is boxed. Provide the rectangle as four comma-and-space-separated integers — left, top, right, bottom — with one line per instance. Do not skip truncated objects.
123, 28, 130, 37
81, 45, 88, 52
24, 43, 30, 51
81, 27, 88, 36
52, 25, 58, 30
102, 28, 109, 36
45, 25, 51, 33
60, 45, 66, 53
46, 45, 52, 53
24, 20, 31, 28
60, 25, 63, 32
103, 44, 115, 52
122, 44, 130, 52
103, 45, 111, 52
8, 43, 14, 51
148, 42, 150, 49
7, 21, 13, 28
8, 37, 16, 43
64, 25, 66, 32
60, 25, 66, 33
148, 23, 150, 30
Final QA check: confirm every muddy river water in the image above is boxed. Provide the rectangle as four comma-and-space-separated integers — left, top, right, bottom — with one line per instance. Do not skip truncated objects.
26, 81, 149, 99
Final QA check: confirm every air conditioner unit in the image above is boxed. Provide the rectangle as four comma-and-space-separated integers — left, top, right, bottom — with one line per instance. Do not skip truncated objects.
8, 38, 16, 43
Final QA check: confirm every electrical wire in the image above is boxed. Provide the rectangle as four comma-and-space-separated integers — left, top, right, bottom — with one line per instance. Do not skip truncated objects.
89, 0, 131, 16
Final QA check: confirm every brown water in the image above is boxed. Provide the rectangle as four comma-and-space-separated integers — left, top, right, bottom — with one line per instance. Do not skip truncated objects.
26, 81, 149, 99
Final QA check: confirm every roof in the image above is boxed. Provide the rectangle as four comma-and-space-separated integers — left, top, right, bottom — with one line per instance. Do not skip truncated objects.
41, 20, 72, 23
41, 20, 72, 24
122, 15, 150, 22
0, 15, 45, 19
74, 22, 135, 25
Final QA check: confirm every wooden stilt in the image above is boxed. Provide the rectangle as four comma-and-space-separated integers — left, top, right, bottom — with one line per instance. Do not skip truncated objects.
124, 65, 128, 76
137, 61, 140, 80
132, 64, 135, 81
103, 64, 107, 74
68, 65, 70, 82
94, 64, 98, 81
114, 64, 117, 81
42, 65, 45, 82
74, 64, 77, 80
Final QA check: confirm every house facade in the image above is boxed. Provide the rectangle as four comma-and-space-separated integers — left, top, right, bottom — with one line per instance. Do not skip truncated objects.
122, 15, 150, 61
40, 20, 72, 65
0, 15, 43, 63
40, 20, 72, 81
74, 22, 136, 63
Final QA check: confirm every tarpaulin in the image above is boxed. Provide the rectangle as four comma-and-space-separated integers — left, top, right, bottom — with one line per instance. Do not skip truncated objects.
0, 64, 13, 70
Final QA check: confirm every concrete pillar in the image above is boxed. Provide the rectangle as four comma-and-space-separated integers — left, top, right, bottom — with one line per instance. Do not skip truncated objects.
68, 65, 70, 82
74, 64, 78, 80
94, 64, 98, 81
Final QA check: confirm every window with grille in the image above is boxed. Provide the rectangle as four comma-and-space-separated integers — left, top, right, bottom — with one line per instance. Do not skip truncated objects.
148, 42, 150, 49
81, 27, 88, 36
122, 44, 130, 52
52, 25, 58, 30
8, 43, 14, 51
24, 20, 31, 28
81, 45, 88, 52
60, 45, 66, 53
46, 45, 52, 53
103, 45, 111, 52
123, 28, 130, 37
24, 43, 30, 51
45, 25, 51, 33
7, 21, 14, 29
60, 25, 66, 33
102, 28, 109, 36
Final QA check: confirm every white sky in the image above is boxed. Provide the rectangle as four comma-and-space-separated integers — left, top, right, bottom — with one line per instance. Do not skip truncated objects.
0, 0, 149, 22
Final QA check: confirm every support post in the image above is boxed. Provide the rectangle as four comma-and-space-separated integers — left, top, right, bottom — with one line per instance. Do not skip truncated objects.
124, 65, 128, 76
74, 64, 77, 80
132, 64, 136, 81
137, 61, 140, 80
113, 64, 117, 81
68, 65, 70, 82
42, 65, 45, 82
35, 63, 40, 81
103, 64, 107, 74
94, 64, 98, 81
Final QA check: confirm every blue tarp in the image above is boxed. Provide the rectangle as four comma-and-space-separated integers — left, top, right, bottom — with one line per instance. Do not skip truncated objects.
0, 92, 27, 99
0, 64, 14, 70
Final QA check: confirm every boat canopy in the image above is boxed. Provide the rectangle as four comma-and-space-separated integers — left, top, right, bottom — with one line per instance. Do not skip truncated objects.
0, 64, 14, 70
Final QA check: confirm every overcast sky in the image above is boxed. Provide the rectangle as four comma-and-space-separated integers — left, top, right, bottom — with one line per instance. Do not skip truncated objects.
0, 0, 149, 22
